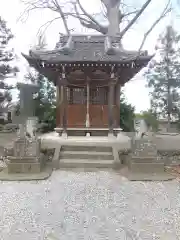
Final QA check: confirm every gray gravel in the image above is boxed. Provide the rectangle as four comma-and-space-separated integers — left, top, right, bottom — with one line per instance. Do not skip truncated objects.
0, 170, 180, 240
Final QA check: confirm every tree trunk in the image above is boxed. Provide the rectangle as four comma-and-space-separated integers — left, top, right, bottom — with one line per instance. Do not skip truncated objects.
166, 26, 172, 133
167, 112, 171, 132
167, 85, 171, 132
166, 69, 171, 132
101, 0, 121, 37
107, 4, 121, 37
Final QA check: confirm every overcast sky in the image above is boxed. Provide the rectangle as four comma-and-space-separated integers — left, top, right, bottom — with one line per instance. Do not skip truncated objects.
0, 0, 176, 112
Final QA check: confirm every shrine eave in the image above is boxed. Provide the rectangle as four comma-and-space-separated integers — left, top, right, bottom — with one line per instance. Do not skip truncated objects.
22, 53, 153, 68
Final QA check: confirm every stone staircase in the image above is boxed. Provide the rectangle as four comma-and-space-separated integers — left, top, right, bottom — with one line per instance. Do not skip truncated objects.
59, 145, 114, 168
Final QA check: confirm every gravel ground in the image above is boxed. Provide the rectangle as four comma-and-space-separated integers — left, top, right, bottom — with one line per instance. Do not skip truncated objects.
0, 171, 180, 240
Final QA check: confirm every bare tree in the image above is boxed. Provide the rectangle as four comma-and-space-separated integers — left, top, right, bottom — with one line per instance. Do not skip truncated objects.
19, 0, 172, 52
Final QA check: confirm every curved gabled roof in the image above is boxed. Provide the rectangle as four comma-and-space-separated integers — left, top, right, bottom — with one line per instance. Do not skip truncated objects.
22, 35, 153, 64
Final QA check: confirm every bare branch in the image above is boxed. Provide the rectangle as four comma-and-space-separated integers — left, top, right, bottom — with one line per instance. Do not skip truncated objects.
18, 0, 54, 22
19, 0, 171, 50
36, 17, 61, 37
121, 10, 139, 19
19, 0, 71, 35
138, 0, 171, 54
52, 0, 70, 35
76, 0, 107, 33
74, 2, 108, 34
119, 0, 152, 39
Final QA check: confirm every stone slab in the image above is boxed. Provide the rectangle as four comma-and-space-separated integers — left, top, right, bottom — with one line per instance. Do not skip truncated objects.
60, 151, 114, 160
8, 156, 39, 163
131, 156, 163, 163
59, 159, 114, 168
129, 162, 165, 173
127, 171, 175, 181
0, 165, 52, 181
57, 167, 117, 172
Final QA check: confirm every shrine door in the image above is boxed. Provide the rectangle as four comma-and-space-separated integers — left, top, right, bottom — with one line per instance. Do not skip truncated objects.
89, 87, 108, 127
57, 86, 119, 128
66, 86, 109, 128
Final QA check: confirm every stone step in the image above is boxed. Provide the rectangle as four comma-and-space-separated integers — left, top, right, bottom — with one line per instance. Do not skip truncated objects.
61, 145, 112, 152
59, 159, 114, 168
129, 162, 165, 173
60, 151, 113, 160
131, 157, 163, 164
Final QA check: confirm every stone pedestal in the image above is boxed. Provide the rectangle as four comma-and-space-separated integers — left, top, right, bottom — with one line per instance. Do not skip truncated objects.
126, 138, 175, 181
7, 137, 43, 174
8, 157, 42, 174
129, 138, 165, 174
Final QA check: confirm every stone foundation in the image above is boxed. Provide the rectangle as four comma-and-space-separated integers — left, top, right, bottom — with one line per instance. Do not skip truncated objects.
8, 161, 42, 174
7, 155, 44, 174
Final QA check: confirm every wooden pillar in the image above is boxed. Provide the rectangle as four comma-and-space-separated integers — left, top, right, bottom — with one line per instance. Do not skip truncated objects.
108, 81, 115, 135
56, 85, 60, 127
86, 81, 90, 128
62, 84, 67, 135
60, 65, 68, 137
115, 84, 121, 128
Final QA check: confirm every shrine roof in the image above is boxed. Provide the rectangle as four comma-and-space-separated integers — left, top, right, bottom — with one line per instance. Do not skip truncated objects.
22, 35, 152, 64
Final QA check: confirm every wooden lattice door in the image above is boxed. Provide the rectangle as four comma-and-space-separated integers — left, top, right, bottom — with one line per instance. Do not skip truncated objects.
89, 87, 108, 127
67, 87, 86, 127
57, 85, 118, 128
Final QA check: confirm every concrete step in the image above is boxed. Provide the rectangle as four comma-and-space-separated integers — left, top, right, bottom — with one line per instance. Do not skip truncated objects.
129, 162, 165, 173
59, 159, 114, 168
60, 151, 113, 160
131, 157, 163, 164
61, 145, 112, 152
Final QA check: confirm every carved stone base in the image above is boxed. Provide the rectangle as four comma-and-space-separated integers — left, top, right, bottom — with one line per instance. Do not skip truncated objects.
7, 155, 43, 174
8, 161, 41, 174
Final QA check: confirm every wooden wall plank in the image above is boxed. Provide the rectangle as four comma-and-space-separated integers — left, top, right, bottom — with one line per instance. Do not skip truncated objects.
67, 105, 86, 127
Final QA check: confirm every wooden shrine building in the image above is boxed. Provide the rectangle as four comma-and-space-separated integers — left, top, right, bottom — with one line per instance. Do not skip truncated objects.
23, 35, 152, 136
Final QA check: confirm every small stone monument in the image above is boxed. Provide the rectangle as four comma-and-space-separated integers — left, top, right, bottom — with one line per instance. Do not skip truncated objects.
6, 83, 44, 174
129, 137, 165, 174
132, 138, 157, 158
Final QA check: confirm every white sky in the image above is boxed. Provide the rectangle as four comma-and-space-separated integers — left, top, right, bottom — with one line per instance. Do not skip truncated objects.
0, 0, 176, 113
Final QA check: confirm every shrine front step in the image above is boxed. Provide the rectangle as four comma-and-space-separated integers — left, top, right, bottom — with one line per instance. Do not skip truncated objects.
58, 145, 114, 169
61, 146, 112, 152
59, 159, 114, 168
60, 151, 113, 161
